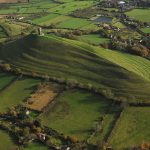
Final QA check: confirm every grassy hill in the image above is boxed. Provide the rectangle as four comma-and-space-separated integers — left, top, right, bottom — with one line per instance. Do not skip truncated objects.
1, 34, 150, 103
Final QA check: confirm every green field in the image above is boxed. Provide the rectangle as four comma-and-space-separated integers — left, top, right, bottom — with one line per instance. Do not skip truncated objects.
0, 132, 48, 150
141, 27, 150, 33
1, 34, 150, 103
48, 1, 94, 15
0, 130, 18, 150
77, 34, 110, 45
40, 89, 119, 141
110, 107, 150, 150
0, 0, 93, 15
32, 13, 60, 25
0, 77, 39, 112
0, 71, 16, 90
23, 142, 48, 150
126, 8, 150, 22
56, 17, 91, 29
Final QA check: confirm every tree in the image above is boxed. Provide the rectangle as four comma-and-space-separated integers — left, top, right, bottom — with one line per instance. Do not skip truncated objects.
2, 64, 11, 71
23, 127, 30, 137
128, 44, 149, 57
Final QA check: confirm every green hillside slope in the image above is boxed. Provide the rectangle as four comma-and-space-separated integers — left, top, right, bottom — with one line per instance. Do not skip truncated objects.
0, 34, 150, 103
60, 37, 150, 82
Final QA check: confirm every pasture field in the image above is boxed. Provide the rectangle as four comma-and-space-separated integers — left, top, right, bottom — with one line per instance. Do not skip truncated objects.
0, 77, 39, 112
1, 34, 150, 103
32, 13, 60, 25
56, 17, 91, 29
32, 14, 70, 26
109, 107, 150, 150
23, 142, 48, 150
0, 71, 16, 90
89, 103, 121, 144
0, 0, 94, 15
48, 1, 94, 15
0, 130, 18, 150
125, 8, 150, 22
40, 89, 119, 141
77, 34, 110, 45
141, 27, 150, 33
0, 21, 26, 36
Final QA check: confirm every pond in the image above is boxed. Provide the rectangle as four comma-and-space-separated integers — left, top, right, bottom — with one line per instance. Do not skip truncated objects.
94, 16, 112, 23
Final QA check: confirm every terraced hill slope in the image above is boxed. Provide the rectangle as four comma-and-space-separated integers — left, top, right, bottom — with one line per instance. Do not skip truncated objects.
1, 34, 150, 103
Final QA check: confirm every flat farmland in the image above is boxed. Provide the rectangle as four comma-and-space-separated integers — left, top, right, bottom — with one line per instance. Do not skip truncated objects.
125, 8, 150, 22
0, 130, 18, 150
0, 77, 39, 112
141, 27, 150, 33
23, 142, 48, 150
32, 14, 70, 26
77, 34, 110, 45
56, 17, 91, 29
40, 89, 120, 141
109, 107, 150, 150
48, 1, 94, 15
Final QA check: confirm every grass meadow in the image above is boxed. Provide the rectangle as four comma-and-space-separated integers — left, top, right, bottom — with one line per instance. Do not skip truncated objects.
109, 107, 150, 150
40, 89, 118, 141
126, 8, 150, 22
0, 77, 39, 112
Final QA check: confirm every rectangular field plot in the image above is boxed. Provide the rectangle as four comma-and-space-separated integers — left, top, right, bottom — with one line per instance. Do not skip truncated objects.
40, 89, 120, 141
125, 8, 150, 22
56, 17, 91, 29
141, 27, 150, 34
109, 107, 150, 150
0, 71, 16, 90
48, 1, 94, 15
33, 14, 71, 26
77, 34, 110, 45
0, 78, 39, 112
32, 14, 60, 25
26, 83, 60, 111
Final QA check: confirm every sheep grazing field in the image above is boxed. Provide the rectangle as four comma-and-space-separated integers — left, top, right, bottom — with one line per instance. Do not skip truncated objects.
0, 0, 149, 149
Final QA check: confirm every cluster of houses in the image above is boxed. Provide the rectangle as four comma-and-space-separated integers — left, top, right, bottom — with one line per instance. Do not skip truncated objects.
5, 14, 25, 20
100, 23, 120, 31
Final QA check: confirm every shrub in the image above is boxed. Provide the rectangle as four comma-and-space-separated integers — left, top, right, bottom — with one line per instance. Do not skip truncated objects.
2, 63, 11, 71
127, 44, 149, 57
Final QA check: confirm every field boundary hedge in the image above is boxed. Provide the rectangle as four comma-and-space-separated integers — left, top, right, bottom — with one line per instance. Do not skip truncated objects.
106, 107, 125, 143
0, 75, 20, 96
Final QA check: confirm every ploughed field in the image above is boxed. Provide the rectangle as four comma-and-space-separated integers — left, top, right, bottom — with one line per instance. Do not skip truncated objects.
1, 34, 150, 103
